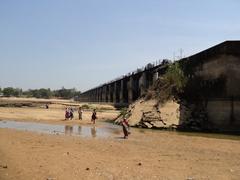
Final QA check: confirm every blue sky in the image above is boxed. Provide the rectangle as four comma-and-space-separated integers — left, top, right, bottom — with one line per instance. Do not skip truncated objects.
0, 0, 239, 92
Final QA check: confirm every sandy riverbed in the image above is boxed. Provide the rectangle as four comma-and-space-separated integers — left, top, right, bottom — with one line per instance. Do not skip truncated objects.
0, 97, 118, 126
0, 98, 240, 179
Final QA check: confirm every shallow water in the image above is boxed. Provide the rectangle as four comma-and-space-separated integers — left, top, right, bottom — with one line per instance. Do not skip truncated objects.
0, 120, 122, 138
0, 120, 239, 141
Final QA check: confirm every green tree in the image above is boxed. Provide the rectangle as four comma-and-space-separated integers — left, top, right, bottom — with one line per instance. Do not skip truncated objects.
22, 90, 32, 97
38, 88, 52, 99
30, 89, 41, 98
3, 87, 15, 97
13, 88, 22, 97
151, 62, 188, 104
53, 87, 81, 99
163, 62, 187, 94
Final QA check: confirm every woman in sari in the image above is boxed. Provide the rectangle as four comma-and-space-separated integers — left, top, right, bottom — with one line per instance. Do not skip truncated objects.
122, 118, 130, 139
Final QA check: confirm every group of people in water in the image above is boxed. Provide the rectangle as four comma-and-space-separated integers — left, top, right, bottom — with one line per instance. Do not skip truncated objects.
65, 107, 75, 120
65, 106, 97, 124
64, 106, 130, 138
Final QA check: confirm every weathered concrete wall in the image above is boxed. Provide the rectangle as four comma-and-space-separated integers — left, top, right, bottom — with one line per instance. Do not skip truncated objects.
207, 100, 232, 126
196, 54, 240, 128
234, 101, 240, 125
179, 43, 240, 131
207, 100, 240, 127
195, 54, 240, 97
179, 99, 240, 131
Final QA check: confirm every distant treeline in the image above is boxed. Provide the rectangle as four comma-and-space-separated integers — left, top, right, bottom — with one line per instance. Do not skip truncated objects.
0, 87, 81, 99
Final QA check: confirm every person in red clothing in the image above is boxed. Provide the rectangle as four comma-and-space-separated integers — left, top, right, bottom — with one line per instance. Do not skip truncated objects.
65, 108, 70, 120
122, 118, 130, 139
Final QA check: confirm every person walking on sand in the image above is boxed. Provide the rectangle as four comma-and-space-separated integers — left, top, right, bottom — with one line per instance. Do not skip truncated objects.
78, 106, 83, 120
91, 109, 97, 124
122, 118, 130, 139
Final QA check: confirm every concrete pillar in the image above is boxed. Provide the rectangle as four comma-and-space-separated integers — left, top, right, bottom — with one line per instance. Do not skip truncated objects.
139, 72, 147, 96
88, 92, 90, 102
102, 86, 107, 102
87, 92, 89, 102
92, 90, 95, 102
91, 91, 93, 102
93, 90, 95, 102
114, 81, 121, 103
153, 71, 159, 82
97, 89, 99, 102
105, 85, 109, 102
111, 84, 115, 102
120, 80, 124, 103
95, 88, 98, 102
95, 89, 99, 102
91, 91, 94, 102
94, 89, 97, 102
113, 82, 117, 103
99, 88, 102, 102
127, 76, 134, 103
120, 79, 128, 104
107, 84, 111, 102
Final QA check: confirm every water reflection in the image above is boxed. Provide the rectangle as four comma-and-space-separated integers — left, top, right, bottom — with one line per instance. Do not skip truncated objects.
91, 126, 97, 138
65, 125, 73, 135
0, 120, 122, 138
0, 120, 239, 140
78, 126, 82, 135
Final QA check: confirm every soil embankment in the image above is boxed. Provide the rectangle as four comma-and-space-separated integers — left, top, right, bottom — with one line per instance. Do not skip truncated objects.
115, 98, 180, 129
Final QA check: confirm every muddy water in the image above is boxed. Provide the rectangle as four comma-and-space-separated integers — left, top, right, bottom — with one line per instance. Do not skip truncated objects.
0, 120, 122, 138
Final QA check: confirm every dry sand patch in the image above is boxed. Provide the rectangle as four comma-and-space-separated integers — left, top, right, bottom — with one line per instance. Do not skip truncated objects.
0, 128, 240, 180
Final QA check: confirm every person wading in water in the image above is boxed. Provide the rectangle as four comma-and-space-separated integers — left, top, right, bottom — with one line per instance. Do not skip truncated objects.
78, 106, 83, 120
91, 109, 97, 124
122, 118, 130, 139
